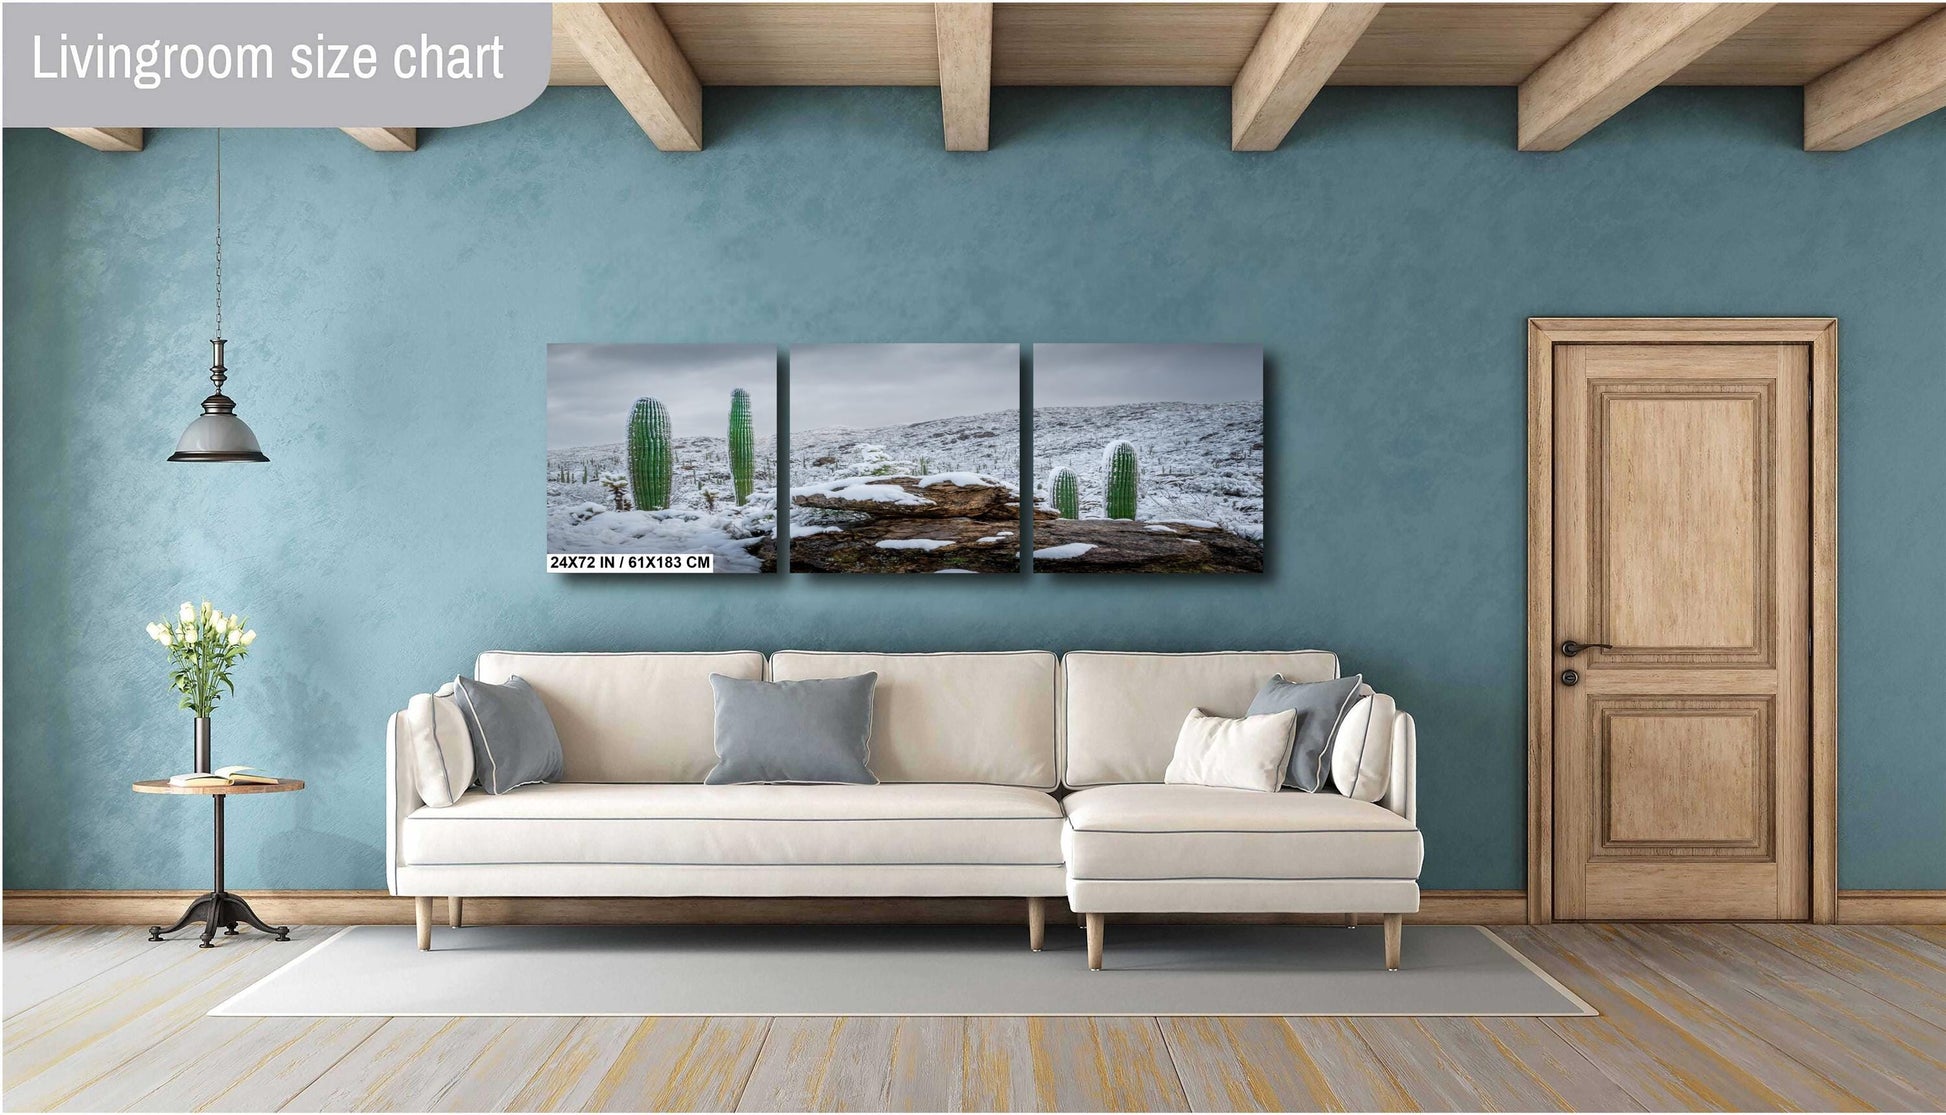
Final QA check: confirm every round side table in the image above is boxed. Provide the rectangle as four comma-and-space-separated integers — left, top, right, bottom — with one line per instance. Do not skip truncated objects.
132, 778, 305, 948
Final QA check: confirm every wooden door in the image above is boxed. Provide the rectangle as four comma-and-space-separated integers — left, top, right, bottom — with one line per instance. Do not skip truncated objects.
1551, 341, 1811, 920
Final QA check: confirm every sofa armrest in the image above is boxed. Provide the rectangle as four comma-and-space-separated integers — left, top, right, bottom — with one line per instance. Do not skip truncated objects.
385, 709, 423, 895
1381, 710, 1416, 825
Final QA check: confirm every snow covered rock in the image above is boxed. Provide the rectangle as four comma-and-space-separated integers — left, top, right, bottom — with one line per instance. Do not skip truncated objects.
792, 474, 1014, 520
1031, 518, 1263, 574
788, 474, 1023, 573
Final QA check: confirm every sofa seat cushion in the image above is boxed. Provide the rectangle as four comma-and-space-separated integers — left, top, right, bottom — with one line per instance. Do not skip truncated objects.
403, 783, 1063, 868
1062, 784, 1422, 882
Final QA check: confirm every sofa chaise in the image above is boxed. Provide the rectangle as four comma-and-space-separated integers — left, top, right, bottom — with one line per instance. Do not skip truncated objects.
387, 650, 1420, 969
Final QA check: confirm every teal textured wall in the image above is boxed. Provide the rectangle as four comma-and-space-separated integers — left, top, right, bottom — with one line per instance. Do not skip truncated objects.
5, 87, 1943, 892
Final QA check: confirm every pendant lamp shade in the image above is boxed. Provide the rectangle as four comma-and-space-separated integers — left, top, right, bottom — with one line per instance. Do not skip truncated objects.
172, 131, 267, 463
170, 339, 268, 462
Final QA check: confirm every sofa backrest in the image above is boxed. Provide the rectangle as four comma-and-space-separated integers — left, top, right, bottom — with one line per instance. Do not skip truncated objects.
1062, 650, 1340, 787
473, 651, 764, 782
770, 651, 1059, 790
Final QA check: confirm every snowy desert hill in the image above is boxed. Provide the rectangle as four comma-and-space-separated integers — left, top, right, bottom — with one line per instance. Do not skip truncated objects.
1033, 401, 1262, 538
790, 409, 1021, 488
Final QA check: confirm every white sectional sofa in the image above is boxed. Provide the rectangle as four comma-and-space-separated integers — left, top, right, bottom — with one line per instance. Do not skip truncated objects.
387, 650, 1419, 969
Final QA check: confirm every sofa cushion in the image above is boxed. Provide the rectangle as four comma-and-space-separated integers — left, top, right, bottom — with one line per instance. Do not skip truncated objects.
1163, 709, 1296, 793
706, 673, 878, 785
770, 651, 1058, 789
1330, 692, 1395, 802
452, 676, 566, 794
400, 689, 473, 807
1063, 651, 1340, 788
474, 651, 764, 782
1245, 673, 1364, 791
1061, 784, 1422, 881
402, 783, 1064, 867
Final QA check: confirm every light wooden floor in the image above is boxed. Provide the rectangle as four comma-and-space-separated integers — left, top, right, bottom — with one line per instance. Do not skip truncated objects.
4, 922, 1945, 1112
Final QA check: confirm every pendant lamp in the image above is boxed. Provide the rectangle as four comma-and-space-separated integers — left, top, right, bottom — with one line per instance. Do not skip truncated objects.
170, 130, 267, 463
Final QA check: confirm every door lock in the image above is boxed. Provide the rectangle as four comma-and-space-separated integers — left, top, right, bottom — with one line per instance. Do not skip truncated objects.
1560, 639, 1615, 658
1560, 669, 1580, 687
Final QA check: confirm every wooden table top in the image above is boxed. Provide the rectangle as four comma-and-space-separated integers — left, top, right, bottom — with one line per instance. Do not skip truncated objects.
132, 778, 305, 796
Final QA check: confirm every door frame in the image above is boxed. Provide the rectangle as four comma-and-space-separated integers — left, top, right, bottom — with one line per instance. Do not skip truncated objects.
1526, 317, 1838, 924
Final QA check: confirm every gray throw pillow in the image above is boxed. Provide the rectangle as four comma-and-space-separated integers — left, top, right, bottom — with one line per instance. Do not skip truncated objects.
451, 675, 565, 795
1247, 673, 1364, 792
707, 673, 878, 785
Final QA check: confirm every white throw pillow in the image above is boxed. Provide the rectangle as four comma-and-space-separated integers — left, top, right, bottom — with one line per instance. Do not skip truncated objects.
1164, 708, 1297, 793
402, 687, 475, 807
1329, 692, 1395, 802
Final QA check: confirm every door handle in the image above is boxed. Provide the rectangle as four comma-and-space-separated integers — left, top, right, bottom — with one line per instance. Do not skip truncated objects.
1560, 639, 1614, 658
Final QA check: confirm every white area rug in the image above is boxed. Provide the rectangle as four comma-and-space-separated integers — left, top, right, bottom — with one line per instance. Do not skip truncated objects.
213, 923, 1593, 1017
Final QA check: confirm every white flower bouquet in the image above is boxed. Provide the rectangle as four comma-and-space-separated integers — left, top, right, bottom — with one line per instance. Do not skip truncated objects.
146, 601, 257, 717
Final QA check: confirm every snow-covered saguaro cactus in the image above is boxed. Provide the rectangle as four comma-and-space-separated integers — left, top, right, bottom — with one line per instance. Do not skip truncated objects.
627, 397, 674, 511
1103, 440, 1139, 520
1050, 467, 1081, 519
728, 388, 755, 506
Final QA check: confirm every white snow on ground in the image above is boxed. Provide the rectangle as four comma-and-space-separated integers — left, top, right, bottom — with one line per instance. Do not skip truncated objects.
792, 411, 1021, 490
1032, 402, 1262, 539
791, 478, 935, 506
1033, 543, 1097, 560
875, 539, 956, 551
1147, 525, 1180, 533
1156, 518, 1220, 529
974, 533, 1013, 544
790, 524, 844, 538
546, 432, 777, 573
917, 471, 1004, 488
546, 505, 768, 573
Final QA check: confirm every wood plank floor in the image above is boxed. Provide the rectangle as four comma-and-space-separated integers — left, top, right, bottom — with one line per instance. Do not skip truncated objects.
5, 923, 1945, 1112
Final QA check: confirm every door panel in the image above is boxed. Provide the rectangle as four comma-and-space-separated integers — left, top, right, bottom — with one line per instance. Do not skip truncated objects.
1553, 342, 1810, 920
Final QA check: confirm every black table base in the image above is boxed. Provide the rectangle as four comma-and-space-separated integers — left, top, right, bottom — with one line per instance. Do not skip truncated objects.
148, 792, 291, 948
149, 890, 289, 947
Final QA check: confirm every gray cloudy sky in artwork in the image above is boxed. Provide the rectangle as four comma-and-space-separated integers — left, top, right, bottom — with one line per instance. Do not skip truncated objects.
1032, 344, 1263, 407
789, 344, 1020, 431
546, 344, 776, 450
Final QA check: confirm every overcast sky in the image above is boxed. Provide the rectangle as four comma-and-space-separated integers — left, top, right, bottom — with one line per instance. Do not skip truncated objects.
1033, 344, 1262, 407
789, 344, 1019, 431
547, 344, 776, 449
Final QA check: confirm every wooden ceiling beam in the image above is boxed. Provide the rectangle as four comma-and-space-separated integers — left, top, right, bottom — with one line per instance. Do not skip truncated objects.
1232, 3, 1384, 151
52, 128, 143, 152
1804, 8, 1946, 150
557, 2, 703, 151
936, 3, 994, 150
1517, 3, 1773, 151
341, 128, 418, 152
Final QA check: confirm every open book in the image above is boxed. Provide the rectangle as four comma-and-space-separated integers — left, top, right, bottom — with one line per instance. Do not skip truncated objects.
168, 765, 279, 788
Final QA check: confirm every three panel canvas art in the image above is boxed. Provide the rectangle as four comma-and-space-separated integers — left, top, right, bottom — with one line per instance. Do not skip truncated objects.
544, 343, 1263, 575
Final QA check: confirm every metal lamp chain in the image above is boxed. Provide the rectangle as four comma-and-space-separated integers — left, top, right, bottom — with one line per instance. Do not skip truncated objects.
214, 129, 223, 344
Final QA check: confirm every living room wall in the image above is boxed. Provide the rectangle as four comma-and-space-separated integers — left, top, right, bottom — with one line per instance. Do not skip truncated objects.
5, 86, 1942, 894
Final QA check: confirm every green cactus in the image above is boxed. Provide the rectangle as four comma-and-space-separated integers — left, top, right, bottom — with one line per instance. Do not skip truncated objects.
1050, 466, 1081, 519
627, 397, 674, 511
728, 388, 755, 506
1103, 440, 1139, 520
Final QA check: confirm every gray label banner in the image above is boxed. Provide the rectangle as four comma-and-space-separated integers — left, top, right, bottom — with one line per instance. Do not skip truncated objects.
5, 3, 552, 127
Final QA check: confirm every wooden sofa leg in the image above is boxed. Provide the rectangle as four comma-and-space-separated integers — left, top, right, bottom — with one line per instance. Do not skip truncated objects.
1345, 912, 1358, 929
415, 896, 433, 951
448, 897, 464, 929
1078, 913, 1087, 929
1384, 913, 1402, 971
1086, 913, 1105, 971
1027, 897, 1046, 951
